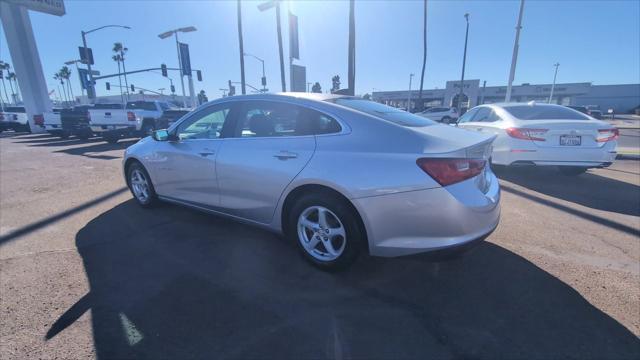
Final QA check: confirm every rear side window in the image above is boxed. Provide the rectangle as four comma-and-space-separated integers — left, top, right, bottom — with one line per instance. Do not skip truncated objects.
457, 108, 479, 123
93, 104, 123, 109
504, 105, 590, 120
333, 98, 435, 127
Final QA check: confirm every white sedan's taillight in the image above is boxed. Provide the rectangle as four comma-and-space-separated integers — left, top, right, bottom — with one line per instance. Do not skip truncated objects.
127, 111, 136, 121
33, 114, 44, 126
416, 158, 486, 186
506, 127, 548, 141
596, 128, 619, 142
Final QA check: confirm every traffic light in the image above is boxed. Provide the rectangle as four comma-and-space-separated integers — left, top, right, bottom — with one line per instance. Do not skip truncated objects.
170, 85, 176, 93
161, 64, 167, 77
106, 82, 110, 90
196, 70, 202, 82
131, 84, 135, 92
228, 80, 235, 96
261, 76, 267, 87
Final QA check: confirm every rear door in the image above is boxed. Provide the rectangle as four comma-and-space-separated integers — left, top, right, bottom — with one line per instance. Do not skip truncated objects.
151, 102, 237, 206
215, 100, 316, 224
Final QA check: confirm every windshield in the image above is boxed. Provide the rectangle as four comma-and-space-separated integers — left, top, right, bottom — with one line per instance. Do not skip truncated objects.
504, 105, 590, 120
332, 98, 435, 127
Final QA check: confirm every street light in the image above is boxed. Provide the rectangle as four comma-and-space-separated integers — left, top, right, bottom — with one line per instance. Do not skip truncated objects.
457, 13, 470, 112
64, 59, 86, 98
158, 26, 197, 108
548, 63, 560, 104
258, 0, 286, 92
505, 0, 525, 102
243, 52, 267, 92
407, 74, 414, 112
80, 25, 131, 101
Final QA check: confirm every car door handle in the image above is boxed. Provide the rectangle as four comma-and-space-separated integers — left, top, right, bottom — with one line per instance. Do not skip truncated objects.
199, 149, 215, 157
274, 151, 298, 160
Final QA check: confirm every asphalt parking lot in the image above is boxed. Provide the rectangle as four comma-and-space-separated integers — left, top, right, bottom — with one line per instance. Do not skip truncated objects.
1, 132, 639, 359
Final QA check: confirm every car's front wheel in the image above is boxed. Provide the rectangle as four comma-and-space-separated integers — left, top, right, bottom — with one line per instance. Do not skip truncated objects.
288, 193, 363, 270
127, 162, 158, 207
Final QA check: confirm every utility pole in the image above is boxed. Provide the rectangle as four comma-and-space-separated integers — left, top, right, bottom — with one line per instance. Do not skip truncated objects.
347, 0, 356, 95
548, 63, 560, 104
237, 0, 246, 95
505, 0, 525, 102
458, 13, 470, 112
258, 1, 286, 91
417, 0, 428, 112
407, 73, 414, 111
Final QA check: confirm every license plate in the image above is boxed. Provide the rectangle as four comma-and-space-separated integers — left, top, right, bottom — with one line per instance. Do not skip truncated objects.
560, 135, 581, 146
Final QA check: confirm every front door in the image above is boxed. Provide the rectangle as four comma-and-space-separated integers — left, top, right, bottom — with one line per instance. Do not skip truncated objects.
215, 100, 316, 224
152, 102, 237, 206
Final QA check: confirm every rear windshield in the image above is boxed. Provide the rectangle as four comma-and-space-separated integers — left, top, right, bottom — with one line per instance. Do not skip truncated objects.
332, 98, 435, 127
93, 103, 123, 109
4, 107, 25, 113
126, 101, 158, 111
504, 105, 590, 120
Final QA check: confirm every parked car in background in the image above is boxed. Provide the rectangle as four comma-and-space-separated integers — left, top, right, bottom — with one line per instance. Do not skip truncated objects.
417, 107, 459, 123
155, 108, 191, 129
567, 105, 589, 115
88, 101, 174, 143
123, 93, 500, 270
56, 105, 94, 139
456, 102, 618, 175
0, 106, 30, 133
586, 105, 603, 119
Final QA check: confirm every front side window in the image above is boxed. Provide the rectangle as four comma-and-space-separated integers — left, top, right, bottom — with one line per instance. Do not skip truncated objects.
176, 105, 230, 140
236, 101, 305, 138
473, 107, 496, 122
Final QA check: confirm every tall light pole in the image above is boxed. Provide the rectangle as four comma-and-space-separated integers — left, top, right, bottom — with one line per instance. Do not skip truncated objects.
458, 13, 470, 112
258, 1, 286, 92
505, 0, 525, 102
158, 26, 197, 107
244, 52, 267, 92
237, 0, 247, 95
81, 25, 131, 102
407, 73, 414, 111
548, 63, 560, 104
347, 0, 356, 95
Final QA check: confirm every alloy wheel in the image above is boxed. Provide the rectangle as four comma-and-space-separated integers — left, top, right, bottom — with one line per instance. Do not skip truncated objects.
130, 169, 150, 203
297, 206, 347, 261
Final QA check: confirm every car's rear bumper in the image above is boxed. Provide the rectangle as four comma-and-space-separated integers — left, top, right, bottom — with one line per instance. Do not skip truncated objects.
90, 124, 136, 133
492, 140, 617, 167
352, 170, 500, 257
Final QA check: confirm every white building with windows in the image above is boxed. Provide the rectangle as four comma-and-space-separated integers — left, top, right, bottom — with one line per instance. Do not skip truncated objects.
372, 81, 640, 113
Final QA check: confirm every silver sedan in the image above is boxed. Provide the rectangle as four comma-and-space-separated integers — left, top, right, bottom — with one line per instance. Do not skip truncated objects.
123, 93, 500, 269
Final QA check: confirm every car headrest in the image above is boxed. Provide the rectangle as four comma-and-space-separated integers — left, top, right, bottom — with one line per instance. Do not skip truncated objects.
249, 114, 274, 136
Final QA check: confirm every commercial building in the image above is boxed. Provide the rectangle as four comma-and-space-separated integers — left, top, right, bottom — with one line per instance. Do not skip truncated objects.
372, 81, 640, 113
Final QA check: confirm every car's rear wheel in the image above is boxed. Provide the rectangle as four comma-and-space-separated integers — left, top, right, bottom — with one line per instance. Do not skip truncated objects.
104, 134, 119, 144
127, 162, 158, 207
288, 193, 363, 270
442, 116, 452, 124
558, 166, 588, 176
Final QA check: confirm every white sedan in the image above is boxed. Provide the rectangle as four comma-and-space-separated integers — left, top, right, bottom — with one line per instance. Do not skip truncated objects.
417, 107, 459, 123
456, 102, 618, 175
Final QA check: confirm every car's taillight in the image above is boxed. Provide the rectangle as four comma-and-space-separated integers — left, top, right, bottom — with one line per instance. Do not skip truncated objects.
127, 111, 136, 121
416, 158, 486, 187
33, 114, 44, 126
506, 127, 548, 141
597, 128, 619, 142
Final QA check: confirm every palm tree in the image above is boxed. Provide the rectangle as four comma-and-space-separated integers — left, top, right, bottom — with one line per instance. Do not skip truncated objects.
113, 42, 129, 98
6, 72, 17, 104
53, 70, 69, 105
59, 66, 74, 104
417, 0, 428, 112
0, 62, 10, 104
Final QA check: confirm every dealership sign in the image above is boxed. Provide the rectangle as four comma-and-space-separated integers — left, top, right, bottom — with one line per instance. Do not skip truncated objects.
1, 0, 66, 16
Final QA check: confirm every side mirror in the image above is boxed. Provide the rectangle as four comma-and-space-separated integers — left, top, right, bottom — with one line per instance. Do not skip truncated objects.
153, 129, 178, 141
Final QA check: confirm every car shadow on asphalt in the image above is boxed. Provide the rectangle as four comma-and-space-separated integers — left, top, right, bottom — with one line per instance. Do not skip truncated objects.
494, 166, 640, 217
46, 200, 640, 359
51, 139, 139, 160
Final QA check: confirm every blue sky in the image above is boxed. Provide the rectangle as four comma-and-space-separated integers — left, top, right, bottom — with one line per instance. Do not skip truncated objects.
1, 0, 639, 100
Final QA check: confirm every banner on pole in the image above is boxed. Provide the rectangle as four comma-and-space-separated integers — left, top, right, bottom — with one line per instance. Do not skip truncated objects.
289, 13, 299, 60
179, 42, 192, 76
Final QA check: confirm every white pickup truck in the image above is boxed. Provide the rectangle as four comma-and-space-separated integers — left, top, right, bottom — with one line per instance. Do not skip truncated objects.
88, 101, 174, 143
0, 106, 30, 133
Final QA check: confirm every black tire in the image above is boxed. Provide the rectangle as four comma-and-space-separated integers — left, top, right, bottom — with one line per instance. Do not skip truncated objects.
104, 134, 119, 144
558, 166, 588, 176
77, 131, 92, 140
126, 161, 158, 208
59, 131, 70, 140
287, 192, 364, 270
442, 116, 452, 124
